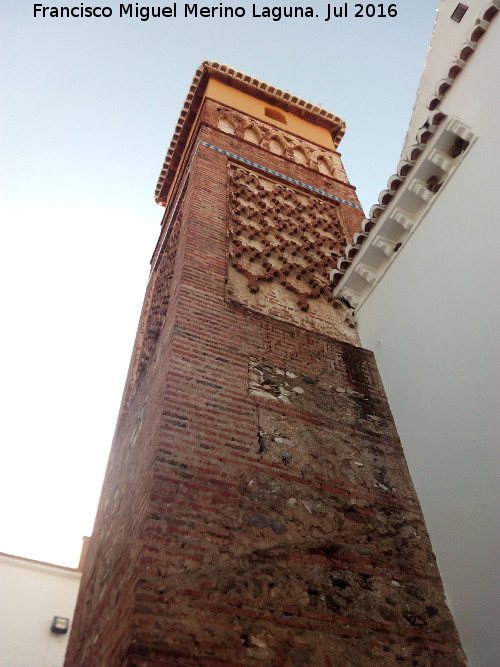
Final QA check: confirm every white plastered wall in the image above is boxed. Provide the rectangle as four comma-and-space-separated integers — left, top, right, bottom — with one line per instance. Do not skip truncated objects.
0, 554, 81, 667
355, 16, 500, 667
402, 0, 486, 156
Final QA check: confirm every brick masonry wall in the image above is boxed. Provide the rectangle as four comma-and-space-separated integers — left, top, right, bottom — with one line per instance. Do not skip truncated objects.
66, 101, 465, 666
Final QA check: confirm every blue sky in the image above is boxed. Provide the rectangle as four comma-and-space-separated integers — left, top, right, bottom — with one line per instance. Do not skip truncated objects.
1, 0, 438, 566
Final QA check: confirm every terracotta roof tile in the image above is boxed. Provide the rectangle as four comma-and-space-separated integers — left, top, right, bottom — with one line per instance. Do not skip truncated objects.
154, 61, 345, 204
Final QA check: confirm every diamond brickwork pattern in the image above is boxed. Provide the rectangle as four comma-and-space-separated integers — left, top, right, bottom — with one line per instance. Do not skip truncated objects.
228, 164, 348, 311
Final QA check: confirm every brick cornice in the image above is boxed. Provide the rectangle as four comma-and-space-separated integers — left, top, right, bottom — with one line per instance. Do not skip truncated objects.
331, 0, 499, 304
154, 61, 346, 204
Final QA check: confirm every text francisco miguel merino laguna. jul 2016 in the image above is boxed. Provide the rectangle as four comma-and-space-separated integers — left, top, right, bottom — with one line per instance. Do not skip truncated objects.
33, 3, 399, 21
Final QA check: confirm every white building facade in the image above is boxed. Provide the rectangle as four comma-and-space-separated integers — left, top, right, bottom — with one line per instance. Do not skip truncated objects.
333, 2, 499, 665
0, 553, 81, 667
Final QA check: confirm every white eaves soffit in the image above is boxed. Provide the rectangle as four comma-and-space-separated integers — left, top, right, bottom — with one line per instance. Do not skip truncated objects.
332, 117, 476, 310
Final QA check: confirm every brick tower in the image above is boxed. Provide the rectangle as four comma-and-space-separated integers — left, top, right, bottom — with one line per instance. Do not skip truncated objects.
66, 62, 465, 666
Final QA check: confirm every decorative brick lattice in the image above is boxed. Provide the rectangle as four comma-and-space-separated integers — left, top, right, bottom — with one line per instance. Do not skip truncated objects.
228, 165, 347, 310
128, 212, 182, 391
216, 107, 347, 182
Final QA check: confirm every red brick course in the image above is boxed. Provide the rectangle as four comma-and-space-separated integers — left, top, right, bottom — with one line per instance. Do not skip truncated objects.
65, 99, 465, 666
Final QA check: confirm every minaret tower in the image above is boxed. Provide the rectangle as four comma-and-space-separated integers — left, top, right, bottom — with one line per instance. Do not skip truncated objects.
66, 62, 464, 666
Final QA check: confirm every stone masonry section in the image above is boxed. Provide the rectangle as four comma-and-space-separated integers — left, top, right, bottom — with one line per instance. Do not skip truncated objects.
66, 92, 465, 666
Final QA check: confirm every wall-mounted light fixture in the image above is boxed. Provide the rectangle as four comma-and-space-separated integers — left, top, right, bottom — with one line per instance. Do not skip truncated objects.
50, 616, 69, 634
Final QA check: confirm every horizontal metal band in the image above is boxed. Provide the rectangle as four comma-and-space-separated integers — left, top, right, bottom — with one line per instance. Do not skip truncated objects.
200, 141, 363, 211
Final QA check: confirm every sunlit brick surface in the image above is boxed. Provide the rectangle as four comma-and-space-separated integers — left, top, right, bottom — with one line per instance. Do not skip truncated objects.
66, 92, 465, 666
